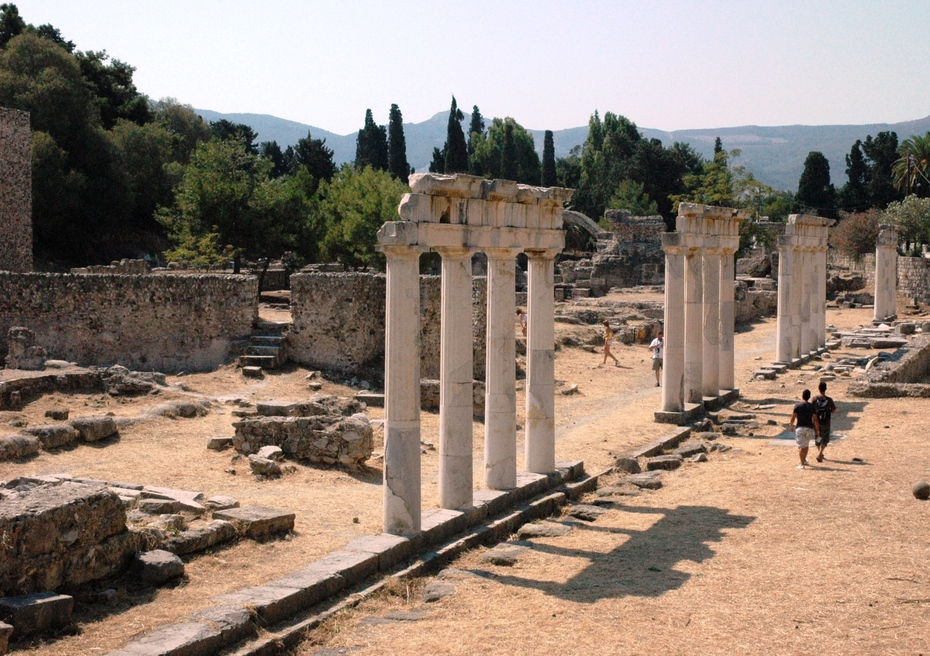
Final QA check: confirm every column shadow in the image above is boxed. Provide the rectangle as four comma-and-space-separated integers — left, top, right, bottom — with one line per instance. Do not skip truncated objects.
481, 504, 755, 603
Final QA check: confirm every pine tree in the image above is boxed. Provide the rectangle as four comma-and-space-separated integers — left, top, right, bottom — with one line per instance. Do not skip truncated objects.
501, 122, 517, 181
714, 136, 724, 155
387, 103, 410, 184
796, 151, 836, 218
443, 96, 469, 173
355, 109, 388, 171
541, 130, 557, 187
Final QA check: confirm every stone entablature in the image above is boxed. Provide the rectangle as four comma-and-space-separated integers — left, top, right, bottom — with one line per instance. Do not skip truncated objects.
660, 203, 747, 417
0, 273, 257, 372
775, 214, 834, 364
0, 107, 32, 272
377, 173, 571, 536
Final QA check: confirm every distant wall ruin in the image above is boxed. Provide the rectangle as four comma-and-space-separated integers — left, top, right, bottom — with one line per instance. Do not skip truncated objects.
288, 272, 487, 380
0, 107, 32, 272
0, 273, 257, 372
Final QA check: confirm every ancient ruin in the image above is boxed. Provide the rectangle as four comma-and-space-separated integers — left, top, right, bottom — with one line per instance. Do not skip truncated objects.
0, 108, 31, 273
874, 224, 898, 322
377, 173, 571, 534
774, 214, 834, 366
658, 203, 747, 422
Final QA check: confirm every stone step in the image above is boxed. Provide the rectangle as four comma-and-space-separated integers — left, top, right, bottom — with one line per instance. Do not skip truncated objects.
254, 320, 290, 336
246, 345, 282, 358
250, 335, 285, 347
239, 355, 278, 369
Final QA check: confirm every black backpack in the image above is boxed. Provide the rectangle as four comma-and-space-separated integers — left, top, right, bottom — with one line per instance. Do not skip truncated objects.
814, 396, 831, 423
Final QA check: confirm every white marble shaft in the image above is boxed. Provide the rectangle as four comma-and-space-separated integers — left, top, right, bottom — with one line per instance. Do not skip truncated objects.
484, 248, 521, 489
874, 225, 898, 322
437, 246, 475, 509
661, 235, 687, 412
719, 250, 737, 390
684, 249, 704, 404
525, 249, 557, 474
702, 250, 721, 397
381, 247, 424, 535
775, 214, 834, 363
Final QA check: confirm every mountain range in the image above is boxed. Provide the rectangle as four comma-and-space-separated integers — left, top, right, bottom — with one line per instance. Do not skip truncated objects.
195, 109, 930, 193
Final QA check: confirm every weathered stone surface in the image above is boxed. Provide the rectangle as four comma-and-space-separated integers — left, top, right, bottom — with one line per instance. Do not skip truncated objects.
613, 456, 641, 474
204, 496, 239, 511
622, 472, 663, 490
206, 436, 233, 451
0, 621, 11, 654
5, 327, 46, 371
595, 486, 641, 498
517, 521, 571, 539
479, 543, 528, 566
23, 424, 79, 450
232, 412, 373, 466
692, 431, 721, 441
355, 391, 384, 407
187, 605, 255, 647
0, 482, 138, 595
567, 504, 606, 522
137, 498, 182, 514
422, 581, 455, 602
912, 481, 930, 500
673, 441, 708, 458
100, 365, 167, 396
0, 434, 39, 461
256, 445, 284, 461
160, 520, 237, 556
242, 366, 264, 378
147, 400, 209, 419
646, 455, 684, 471
44, 408, 69, 421
141, 486, 205, 514
690, 453, 709, 463
248, 455, 282, 476
69, 415, 118, 442
106, 621, 225, 656
212, 506, 295, 539
0, 592, 72, 637
132, 550, 184, 586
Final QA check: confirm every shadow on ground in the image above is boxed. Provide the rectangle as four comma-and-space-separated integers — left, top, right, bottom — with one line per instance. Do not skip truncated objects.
483, 504, 755, 603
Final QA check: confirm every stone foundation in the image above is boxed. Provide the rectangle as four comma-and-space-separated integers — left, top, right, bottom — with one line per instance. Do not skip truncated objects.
232, 414, 373, 466
848, 334, 930, 397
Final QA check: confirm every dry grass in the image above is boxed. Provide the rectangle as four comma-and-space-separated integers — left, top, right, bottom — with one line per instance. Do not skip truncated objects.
3, 298, 930, 655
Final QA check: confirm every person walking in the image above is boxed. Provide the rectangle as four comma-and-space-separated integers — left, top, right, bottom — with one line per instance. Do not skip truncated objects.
648, 331, 664, 386
601, 320, 619, 366
516, 308, 527, 337
813, 381, 837, 462
789, 389, 820, 469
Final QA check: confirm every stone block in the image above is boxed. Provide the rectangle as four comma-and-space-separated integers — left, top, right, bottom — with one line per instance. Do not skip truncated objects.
206, 436, 233, 451
187, 605, 255, 648
141, 486, 205, 513
344, 533, 416, 572
355, 391, 384, 407
517, 521, 571, 538
23, 424, 79, 450
0, 621, 11, 654
204, 496, 239, 511
754, 369, 777, 380
242, 365, 264, 378
132, 550, 184, 586
248, 455, 282, 476
613, 456, 641, 473
138, 498, 182, 515
160, 520, 237, 556
420, 508, 469, 547
673, 441, 708, 458
0, 592, 73, 637
44, 408, 69, 421
302, 549, 379, 585
69, 415, 118, 442
0, 434, 39, 461
622, 472, 663, 489
212, 506, 295, 539
107, 621, 224, 656
263, 569, 344, 612
255, 445, 283, 461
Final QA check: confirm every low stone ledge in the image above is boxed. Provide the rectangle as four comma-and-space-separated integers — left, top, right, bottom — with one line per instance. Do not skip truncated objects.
22, 424, 79, 449
160, 520, 238, 556
212, 506, 295, 540
628, 426, 691, 459
0, 592, 73, 637
0, 434, 39, 461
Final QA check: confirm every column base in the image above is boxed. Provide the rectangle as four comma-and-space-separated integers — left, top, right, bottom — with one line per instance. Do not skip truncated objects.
703, 388, 740, 412
654, 402, 704, 425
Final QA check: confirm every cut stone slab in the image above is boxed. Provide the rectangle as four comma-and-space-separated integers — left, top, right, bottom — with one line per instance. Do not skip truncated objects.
69, 416, 118, 442
187, 605, 255, 648
132, 550, 184, 586
422, 581, 455, 603
754, 369, 777, 380
256, 445, 284, 461
141, 486, 205, 514
242, 366, 264, 378
206, 436, 233, 451
248, 455, 282, 476
673, 441, 708, 458
0, 434, 39, 461
355, 392, 384, 407
567, 504, 607, 522
344, 533, 415, 572
595, 486, 641, 498
690, 453, 709, 463
205, 496, 239, 511
479, 543, 528, 566
0, 592, 73, 637
107, 620, 225, 656
160, 520, 237, 556
646, 455, 684, 471
516, 521, 571, 539
213, 506, 295, 540
622, 472, 663, 490
22, 424, 79, 450
44, 408, 69, 421
137, 498, 182, 515
613, 456, 641, 474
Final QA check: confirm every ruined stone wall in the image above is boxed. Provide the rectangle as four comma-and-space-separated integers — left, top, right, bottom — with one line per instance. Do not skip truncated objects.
591, 211, 665, 294
897, 256, 930, 303
828, 252, 876, 289
0, 107, 32, 272
0, 273, 257, 372
289, 272, 487, 380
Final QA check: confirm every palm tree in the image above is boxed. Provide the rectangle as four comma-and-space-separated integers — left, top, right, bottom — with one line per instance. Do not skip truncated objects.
893, 133, 930, 197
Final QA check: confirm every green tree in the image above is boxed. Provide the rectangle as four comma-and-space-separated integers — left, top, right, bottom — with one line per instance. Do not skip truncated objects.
318, 166, 409, 270
862, 131, 900, 208
387, 103, 410, 183
443, 96, 469, 173
75, 49, 151, 128
883, 195, 930, 249
355, 108, 388, 171
500, 122, 517, 181
428, 146, 445, 174
210, 118, 258, 154
260, 140, 288, 178
151, 98, 210, 164
541, 130, 557, 187
109, 119, 174, 231
608, 179, 658, 216
838, 140, 870, 211
467, 105, 485, 174
470, 117, 540, 185
829, 209, 880, 259
893, 133, 930, 198
0, 3, 25, 48
555, 145, 582, 190
289, 131, 336, 187
796, 151, 836, 217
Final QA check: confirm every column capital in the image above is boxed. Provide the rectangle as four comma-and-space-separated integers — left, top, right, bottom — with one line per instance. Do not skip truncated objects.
381, 244, 426, 260
484, 247, 524, 260
433, 245, 474, 258
524, 248, 560, 260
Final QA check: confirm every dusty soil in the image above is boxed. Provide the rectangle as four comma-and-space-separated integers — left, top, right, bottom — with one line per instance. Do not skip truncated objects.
2, 297, 929, 655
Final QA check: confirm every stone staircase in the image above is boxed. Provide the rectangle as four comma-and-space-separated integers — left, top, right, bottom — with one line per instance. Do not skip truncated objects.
238, 321, 289, 375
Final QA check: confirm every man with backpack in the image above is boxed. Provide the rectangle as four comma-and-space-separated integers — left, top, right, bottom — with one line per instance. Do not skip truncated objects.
813, 381, 837, 463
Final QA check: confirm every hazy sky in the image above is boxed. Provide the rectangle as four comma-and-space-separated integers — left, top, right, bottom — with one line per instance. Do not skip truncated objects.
14, 0, 930, 135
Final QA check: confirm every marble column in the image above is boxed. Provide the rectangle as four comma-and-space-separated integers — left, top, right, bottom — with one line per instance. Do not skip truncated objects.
719, 249, 736, 391
874, 226, 898, 322
702, 249, 721, 398
437, 247, 475, 509
484, 248, 521, 490
775, 242, 797, 363
661, 238, 686, 412
810, 246, 825, 348
684, 249, 704, 405
382, 247, 423, 535
816, 245, 828, 347
799, 249, 813, 356
525, 249, 556, 474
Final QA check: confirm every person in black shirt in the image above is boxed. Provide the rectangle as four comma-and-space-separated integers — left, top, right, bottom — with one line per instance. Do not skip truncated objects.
813, 381, 837, 462
789, 389, 820, 469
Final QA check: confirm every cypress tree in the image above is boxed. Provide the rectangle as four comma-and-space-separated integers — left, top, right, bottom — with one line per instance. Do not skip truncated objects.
443, 96, 469, 173
541, 130, 557, 187
387, 103, 410, 184
797, 151, 836, 218
429, 147, 445, 173
355, 109, 388, 171
501, 122, 517, 181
